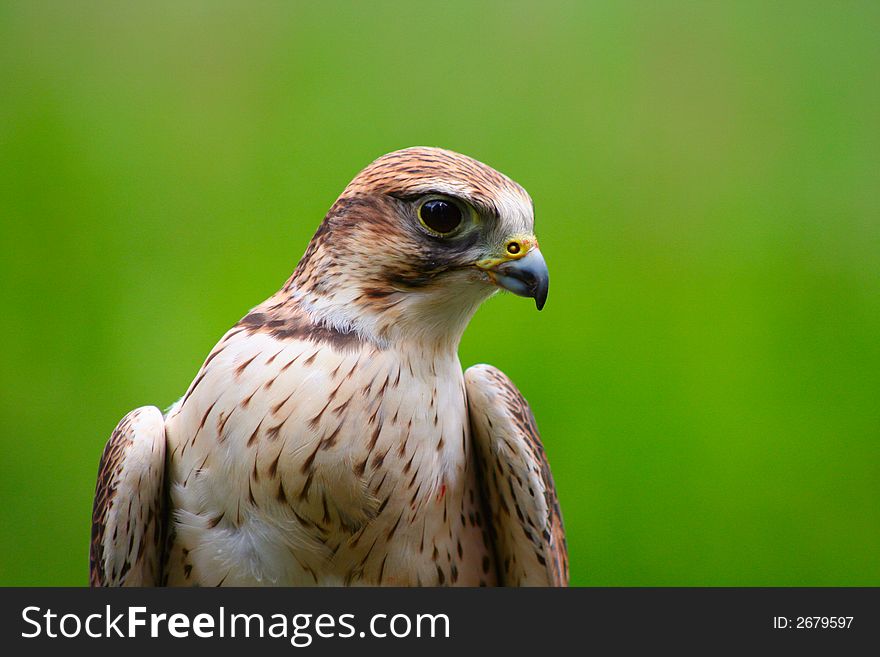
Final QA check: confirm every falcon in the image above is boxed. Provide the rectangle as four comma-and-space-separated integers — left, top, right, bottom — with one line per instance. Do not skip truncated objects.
90, 147, 568, 587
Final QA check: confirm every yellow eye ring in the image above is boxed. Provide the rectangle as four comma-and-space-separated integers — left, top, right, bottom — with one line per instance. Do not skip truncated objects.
506, 241, 521, 255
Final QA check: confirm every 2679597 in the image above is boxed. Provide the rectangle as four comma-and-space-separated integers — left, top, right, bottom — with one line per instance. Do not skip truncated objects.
773, 616, 854, 629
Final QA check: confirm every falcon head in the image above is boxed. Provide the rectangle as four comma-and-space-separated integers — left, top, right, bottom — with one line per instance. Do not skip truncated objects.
290, 147, 548, 349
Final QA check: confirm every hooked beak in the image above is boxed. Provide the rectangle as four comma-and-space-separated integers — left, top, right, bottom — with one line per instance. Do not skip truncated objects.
479, 246, 550, 310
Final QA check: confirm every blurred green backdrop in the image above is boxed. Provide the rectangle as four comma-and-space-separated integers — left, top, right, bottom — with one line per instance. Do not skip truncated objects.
1, 1, 878, 586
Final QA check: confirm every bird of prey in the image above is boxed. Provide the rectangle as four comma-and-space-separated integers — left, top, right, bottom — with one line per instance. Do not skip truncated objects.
90, 147, 568, 587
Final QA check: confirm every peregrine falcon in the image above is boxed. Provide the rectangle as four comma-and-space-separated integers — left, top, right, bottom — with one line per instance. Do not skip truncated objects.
90, 147, 568, 587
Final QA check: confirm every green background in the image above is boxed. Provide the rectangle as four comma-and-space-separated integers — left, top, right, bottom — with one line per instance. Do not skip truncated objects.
1, 1, 878, 586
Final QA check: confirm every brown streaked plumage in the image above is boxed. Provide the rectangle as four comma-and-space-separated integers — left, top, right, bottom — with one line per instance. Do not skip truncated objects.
466, 365, 568, 585
90, 146, 567, 587
90, 407, 166, 586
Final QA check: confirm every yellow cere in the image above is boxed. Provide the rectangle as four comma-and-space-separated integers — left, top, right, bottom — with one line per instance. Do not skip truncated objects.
475, 235, 538, 271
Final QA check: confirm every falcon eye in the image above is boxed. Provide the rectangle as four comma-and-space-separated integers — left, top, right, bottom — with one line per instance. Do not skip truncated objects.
418, 198, 463, 235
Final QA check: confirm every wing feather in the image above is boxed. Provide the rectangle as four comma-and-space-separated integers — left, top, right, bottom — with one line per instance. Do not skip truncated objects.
90, 406, 167, 586
465, 364, 568, 586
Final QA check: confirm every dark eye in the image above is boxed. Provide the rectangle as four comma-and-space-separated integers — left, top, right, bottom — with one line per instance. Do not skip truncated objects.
419, 198, 463, 235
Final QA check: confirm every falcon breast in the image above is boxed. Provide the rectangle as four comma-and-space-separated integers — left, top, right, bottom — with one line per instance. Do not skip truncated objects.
90, 147, 568, 587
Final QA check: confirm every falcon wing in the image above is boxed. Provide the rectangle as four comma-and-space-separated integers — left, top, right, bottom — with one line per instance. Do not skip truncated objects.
90, 406, 167, 586
465, 364, 569, 586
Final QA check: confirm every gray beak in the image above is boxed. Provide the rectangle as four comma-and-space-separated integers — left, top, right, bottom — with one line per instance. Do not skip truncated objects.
491, 248, 550, 310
